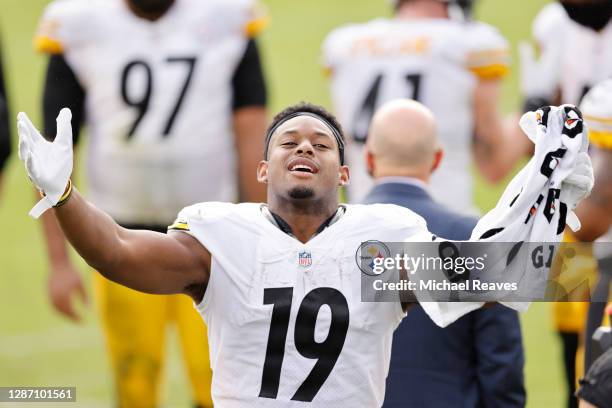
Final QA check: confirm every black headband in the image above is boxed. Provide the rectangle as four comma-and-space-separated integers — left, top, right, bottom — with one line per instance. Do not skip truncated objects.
263, 112, 345, 165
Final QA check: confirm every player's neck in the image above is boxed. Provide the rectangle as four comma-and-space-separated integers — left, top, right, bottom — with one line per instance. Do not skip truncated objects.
125, 0, 174, 22
267, 197, 339, 243
396, 1, 449, 20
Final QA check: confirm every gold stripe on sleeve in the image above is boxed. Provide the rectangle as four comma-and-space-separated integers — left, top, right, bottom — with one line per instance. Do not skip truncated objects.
468, 63, 509, 80
244, 16, 269, 38
34, 35, 64, 54
168, 221, 190, 231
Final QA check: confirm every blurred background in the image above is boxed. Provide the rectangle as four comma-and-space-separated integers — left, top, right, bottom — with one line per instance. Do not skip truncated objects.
0, 0, 561, 406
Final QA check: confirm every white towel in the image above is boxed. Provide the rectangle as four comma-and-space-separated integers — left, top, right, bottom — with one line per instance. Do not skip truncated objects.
418, 105, 592, 327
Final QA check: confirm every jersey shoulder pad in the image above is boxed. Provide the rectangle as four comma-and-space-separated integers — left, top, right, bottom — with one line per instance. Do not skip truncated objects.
533, 2, 568, 47
464, 21, 510, 80
34, 0, 110, 54
322, 19, 387, 71
169, 202, 239, 232
241, 0, 269, 38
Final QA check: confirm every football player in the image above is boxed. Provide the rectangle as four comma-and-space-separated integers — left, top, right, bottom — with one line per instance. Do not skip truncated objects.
33, 0, 268, 407
16, 101, 593, 406
0, 45, 10, 200
520, 4, 612, 406
322, 0, 517, 211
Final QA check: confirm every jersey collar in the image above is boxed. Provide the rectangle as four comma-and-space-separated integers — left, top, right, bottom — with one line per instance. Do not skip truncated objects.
260, 205, 346, 240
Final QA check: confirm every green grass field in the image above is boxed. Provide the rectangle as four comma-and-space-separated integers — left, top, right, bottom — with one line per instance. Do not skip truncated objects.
0, 0, 565, 406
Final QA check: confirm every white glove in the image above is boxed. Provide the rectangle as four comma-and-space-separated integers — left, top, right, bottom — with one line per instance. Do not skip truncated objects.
17, 108, 74, 219
562, 151, 594, 207
519, 41, 562, 99
561, 151, 593, 232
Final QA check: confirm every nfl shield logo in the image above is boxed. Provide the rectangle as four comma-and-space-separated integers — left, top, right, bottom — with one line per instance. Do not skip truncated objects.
298, 251, 312, 268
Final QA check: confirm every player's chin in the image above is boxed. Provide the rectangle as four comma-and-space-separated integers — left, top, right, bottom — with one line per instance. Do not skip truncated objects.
288, 185, 316, 200
284, 170, 319, 194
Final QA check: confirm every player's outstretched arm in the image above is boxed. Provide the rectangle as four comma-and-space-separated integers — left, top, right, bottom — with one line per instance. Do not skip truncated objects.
17, 109, 211, 301
53, 188, 210, 299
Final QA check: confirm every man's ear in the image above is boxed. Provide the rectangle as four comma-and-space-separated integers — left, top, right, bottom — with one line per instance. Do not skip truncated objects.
365, 148, 375, 177
431, 146, 444, 174
338, 165, 350, 186
257, 161, 269, 184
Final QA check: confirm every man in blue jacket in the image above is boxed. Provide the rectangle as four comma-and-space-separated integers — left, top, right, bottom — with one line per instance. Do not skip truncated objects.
363, 99, 526, 407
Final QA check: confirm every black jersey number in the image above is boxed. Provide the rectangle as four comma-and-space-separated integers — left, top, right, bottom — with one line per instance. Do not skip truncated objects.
259, 287, 349, 402
120, 57, 197, 140
352, 73, 422, 143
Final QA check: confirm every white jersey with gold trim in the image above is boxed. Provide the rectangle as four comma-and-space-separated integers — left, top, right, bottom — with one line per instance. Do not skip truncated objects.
170, 202, 428, 407
35, 0, 264, 225
533, 2, 612, 106
323, 18, 509, 211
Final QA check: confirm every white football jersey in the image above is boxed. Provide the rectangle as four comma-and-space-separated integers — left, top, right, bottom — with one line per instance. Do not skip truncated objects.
35, 0, 264, 225
170, 202, 428, 407
533, 3, 612, 105
323, 18, 509, 211
534, 12, 612, 257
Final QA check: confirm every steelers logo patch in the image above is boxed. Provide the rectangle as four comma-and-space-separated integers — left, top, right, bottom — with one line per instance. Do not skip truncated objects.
355, 240, 391, 276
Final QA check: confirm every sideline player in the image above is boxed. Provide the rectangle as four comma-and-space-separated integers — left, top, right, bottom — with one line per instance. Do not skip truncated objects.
16, 101, 592, 406
34, 0, 268, 406
322, 0, 518, 210
574, 81, 612, 370
520, 3, 612, 406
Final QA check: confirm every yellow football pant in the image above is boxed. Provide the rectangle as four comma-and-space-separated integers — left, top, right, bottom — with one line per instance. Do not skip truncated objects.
94, 273, 213, 408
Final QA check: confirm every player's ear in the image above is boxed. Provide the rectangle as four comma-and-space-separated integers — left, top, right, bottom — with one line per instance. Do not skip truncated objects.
338, 165, 349, 186
431, 145, 444, 174
257, 160, 269, 184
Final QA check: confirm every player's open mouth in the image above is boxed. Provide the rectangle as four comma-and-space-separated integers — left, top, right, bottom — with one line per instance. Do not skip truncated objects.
287, 158, 319, 174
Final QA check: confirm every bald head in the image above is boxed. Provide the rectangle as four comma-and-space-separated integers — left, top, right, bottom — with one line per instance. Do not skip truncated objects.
366, 99, 442, 181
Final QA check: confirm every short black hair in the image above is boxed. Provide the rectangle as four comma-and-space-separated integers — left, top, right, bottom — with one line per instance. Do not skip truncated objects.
264, 102, 346, 162
267, 102, 345, 144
